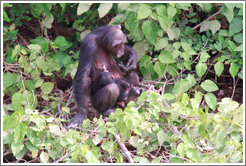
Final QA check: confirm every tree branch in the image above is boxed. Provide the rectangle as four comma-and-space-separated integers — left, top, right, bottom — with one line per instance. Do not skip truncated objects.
114, 133, 134, 163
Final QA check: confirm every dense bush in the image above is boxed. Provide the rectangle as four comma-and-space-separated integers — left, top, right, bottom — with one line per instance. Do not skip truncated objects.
3, 3, 243, 163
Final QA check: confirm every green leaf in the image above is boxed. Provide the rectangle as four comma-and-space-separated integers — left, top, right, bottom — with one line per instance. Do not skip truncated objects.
26, 140, 38, 151
77, 3, 92, 15
11, 142, 24, 156
142, 20, 158, 45
158, 15, 170, 31
42, 14, 54, 29
214, 62, 224, 77
40, 152, 49, 163
205, 93, 217, 110
200, 20, 210, 32
167, 5, 177, 19
186, 148, 201, 163
201, 80, 219, 92
229, 17, 243, 37
41, 82, 54, 94
229, 63, 239, 78
229, 151, 243, 163
85, 151, 100, 163
175, 3, 191, 10
199, 51, 210, 63
12, 92, 24, 111
233, 33, 243, 43
210, 20, 221, 34
157, 130, 166, 145
177, 143, 186, 157
159, 50, 175, 64
155, 37, 168, 51
167, 26, 180, 40
115, 152, 123, 163
15, 147, 27, 159
11, 45, 20, 60
49, 124, 61, 136
220, 6, 234, 23
126, 12, 139, 36
98, 3, 113, 18
154, 61, 165, 77
195, 63, 207, 78
216, 130, 226, 149
163, 93, 175, 100
31, 37, 49, 53
137, 4, 152, 19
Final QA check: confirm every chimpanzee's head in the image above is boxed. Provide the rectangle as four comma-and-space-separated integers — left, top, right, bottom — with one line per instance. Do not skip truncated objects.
101, 25, 127, 58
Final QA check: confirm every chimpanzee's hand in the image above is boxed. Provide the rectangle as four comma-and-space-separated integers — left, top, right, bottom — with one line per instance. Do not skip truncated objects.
118, 54, 137, 72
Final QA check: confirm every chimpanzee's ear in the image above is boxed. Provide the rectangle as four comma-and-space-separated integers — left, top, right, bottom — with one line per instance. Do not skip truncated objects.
112, 40, 121, 47
116, 25, 121, 29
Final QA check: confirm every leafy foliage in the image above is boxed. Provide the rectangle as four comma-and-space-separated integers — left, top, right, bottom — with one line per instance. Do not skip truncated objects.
3, 2, 243, 163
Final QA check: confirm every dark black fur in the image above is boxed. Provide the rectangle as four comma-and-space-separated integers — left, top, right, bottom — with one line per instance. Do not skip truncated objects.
67, 25, 140, 129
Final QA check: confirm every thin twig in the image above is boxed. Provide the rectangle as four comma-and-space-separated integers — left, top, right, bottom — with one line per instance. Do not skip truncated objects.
53, 148, 69, 163
114, 133, 134, 163
192, 10, 221, 30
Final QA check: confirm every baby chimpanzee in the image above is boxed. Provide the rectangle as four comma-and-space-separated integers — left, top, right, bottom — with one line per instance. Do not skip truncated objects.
100, 69, 140, 107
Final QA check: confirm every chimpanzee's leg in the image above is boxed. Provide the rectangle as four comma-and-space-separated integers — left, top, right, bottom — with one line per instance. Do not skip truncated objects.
92, 83, 120, 115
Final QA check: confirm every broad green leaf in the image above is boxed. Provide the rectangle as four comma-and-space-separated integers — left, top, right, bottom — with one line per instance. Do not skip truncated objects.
216, 130, 226, 149
214, 62, 224, 77
205, 93, 217, 110
49, 124, 61, 136
172, 79, 190, 94
11, 45, 20, 60
181, 134, 195, 148
3, 72, 20, 90
126, 12, 139, 36
11, 142, 24, 156
14, 123, 27, 143
133, 41, 149, 61
220, 6, 234, 23
15, 147, 27, 159
163, 93, 175, 100
190, 98, 199, 109
80, 30, 91, 40
167, 6, 177, 19
201, 80, 219, 92
93, 134, 103, 145
26, 140, 38, 151
142, 20, 158, 45
155, 5, 167, 17
177, 143, 186, 157
197, 3, 212, 12
186, 148, 201, 163
229, 63, 239, 78
199, 51, 210, 63
77, 3, 92, 15
109, 14, 126, 25
233, 33, 243, 43
137, 4, 152, 19
159, 51, 175, 64
157, 130, 166, 145
40, 152, 49, 163
98, 3, 113, 18
12, 92, 24, 111
115, 152, 123, 163
41, 82, 54, 94
196, 63, 207, 78
200, 20, 210, 32
36, 56, 47, 71
229, 151, 243, 163
154, 61, 165, 77
155, 37, 168, 51
42, 14, 54, 29
158, 15, 170, 31
229, 17, 243, 37
210, 20, 221, 34
175, 3, 191, 10
31, 37, 49, 53
167, 27, 180, 40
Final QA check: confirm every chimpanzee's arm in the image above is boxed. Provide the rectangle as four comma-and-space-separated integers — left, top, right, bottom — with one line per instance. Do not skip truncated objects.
67, 36, 95, 129
118, 45, 137, 72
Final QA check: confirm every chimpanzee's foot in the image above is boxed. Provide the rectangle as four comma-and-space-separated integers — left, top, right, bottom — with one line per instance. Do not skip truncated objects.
67, 112, 87, 129
102, 108, 116, 116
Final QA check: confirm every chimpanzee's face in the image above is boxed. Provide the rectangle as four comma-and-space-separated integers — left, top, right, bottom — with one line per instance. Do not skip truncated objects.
111, 31, 126, 58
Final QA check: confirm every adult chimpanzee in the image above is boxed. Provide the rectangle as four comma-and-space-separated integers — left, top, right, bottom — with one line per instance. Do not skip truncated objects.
67, 25, 141, 129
